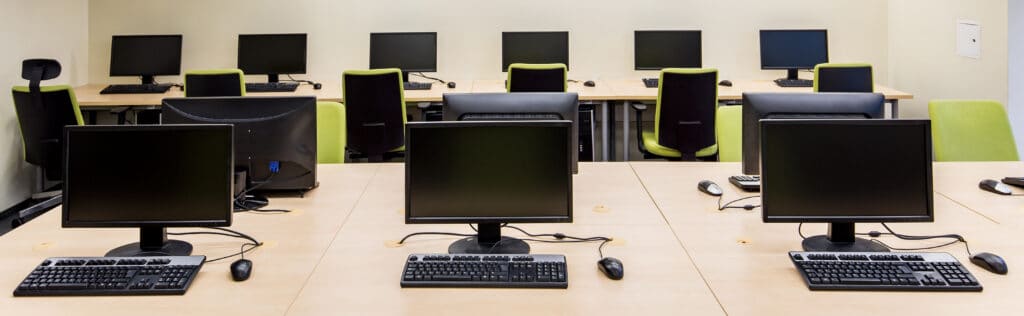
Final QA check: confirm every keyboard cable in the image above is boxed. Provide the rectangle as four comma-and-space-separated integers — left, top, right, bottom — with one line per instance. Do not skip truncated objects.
797, 222, 973, 256
167, 227, 263, 263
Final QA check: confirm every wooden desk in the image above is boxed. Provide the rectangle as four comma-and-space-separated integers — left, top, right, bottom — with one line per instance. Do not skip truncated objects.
932, 161, 1024, 225
630, 162, 1024, 315
607, 79, 915, 160
74, 83, 340, 108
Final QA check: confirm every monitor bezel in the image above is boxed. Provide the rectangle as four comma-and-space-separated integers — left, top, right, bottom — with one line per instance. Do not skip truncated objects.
758, 29, 829, 70
404, 120, 574, 224
760, 119, 934, 223
369, 32, 438, 73
501, 31, 570, 72
62, 124, 234, 228
109, 34, 184, 77
633, 30, 703, 70
236, 33, 309, 75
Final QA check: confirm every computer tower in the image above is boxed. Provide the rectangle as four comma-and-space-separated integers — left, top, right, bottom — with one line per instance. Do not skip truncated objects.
578, 104, 595, 161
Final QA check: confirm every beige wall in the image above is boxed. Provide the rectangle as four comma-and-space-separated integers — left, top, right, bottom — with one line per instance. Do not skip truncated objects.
88, 0, 889, 84
0, 1, 89, 210
888, 0, 1008, 118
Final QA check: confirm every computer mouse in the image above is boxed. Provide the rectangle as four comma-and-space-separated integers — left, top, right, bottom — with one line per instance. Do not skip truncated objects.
447, 81, 456, 89
979, 179, 1013, 195
698, 180, 723, 197
313, 82, 322, 90
970, 252, 1008, 275
584, 80, 596, 87
230, 259, 253, 281
597, 257, 624, 280
718, 80, 733, 87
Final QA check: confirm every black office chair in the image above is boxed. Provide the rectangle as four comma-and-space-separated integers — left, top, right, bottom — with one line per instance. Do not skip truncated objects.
813, 63, 874, 93
632, 68, 719, 161
184, 69, 246, 97
343, 69, 407, 162
506, 63, 568, 92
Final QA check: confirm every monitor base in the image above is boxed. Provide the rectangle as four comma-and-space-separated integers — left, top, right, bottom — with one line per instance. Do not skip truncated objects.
105, 240, 193, 257
801, 236, 889, 252
448, 236, 530, 254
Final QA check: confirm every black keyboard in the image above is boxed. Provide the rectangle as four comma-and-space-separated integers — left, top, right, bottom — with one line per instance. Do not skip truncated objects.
100, 84, 172, 94
729, 175, 760, 192
642, 78, 659, 88
14, 256, 205, 296
404, 82, 433, 90
790, 251, 982, 291
401, 253, 568, 289
774, 79, 814, 88
246, 82, 300, 92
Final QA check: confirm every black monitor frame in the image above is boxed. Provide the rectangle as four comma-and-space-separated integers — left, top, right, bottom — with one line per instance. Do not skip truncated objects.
501, 31, 570, 72
634, 30, 703, 70
741, 92, 885, 175
760, 119, 934, 252
63, 124, 233, 257
109, 35, 183, 85
759, 29, 828, 81
442, 92, 580, 173
405, 121, 573, 254
369, 32, 438, 83
237, 33, 308, 83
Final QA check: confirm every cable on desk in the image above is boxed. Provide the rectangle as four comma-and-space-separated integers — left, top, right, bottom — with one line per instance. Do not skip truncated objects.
411, 72, 446, 84
285, 74, 320, 87
797, 222, 973, 256
167, 227, 264, 263
717, 195, 761, 211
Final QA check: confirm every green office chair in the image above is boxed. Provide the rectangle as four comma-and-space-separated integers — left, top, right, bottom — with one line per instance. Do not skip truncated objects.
813, 63, 873, 93
506, 63, 568, 92
184, 69, 246, 97
716, 105, 742, 163
343, 69, 407, 162
929, 100, 1019, 161
12, 59, 83, 184
317, 101, 347, 164
632, 68, 719, 161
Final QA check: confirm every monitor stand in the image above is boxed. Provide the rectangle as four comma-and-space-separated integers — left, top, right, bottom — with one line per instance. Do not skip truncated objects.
448, 223, 530, 254
140, 75, 155, 85
267, 74, 280, 83
801, 222, 889, 252
106, 227, 193, 257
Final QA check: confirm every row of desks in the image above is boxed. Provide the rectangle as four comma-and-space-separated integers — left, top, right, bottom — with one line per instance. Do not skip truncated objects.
0, 161, 1019, 315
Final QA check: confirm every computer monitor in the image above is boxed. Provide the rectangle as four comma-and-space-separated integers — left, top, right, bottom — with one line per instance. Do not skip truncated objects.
109, 35, 183, 85
443, 92, 580, 173
742, 92, 884, 175
63, 125, 233, 257
406, 121, 573, 254
369, 32, 437, 83
759, 30, 828, 81
634, 30, 702, 70
502, 32, 569, 71
161, 96, 318, 196
761, 119, 933, 252
237, 33, 307, 83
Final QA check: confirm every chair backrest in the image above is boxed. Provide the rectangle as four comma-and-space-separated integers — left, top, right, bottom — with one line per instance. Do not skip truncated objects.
655, 68, 718, 159
929, 100, 1019, 161
506, 63, 568, 93
316, 101, 347, 164
185, 69, 246, 97
11, 85, 84, 181
814, 63, 873, 93
716, 105, 742, 162
343, 69, 407, 161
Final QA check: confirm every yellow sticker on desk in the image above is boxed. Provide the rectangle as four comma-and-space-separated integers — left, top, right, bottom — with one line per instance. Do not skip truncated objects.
593, 205, 611, 213
385, 240, 404, 248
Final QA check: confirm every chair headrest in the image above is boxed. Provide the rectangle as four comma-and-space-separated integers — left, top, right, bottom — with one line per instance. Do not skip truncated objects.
21, 59, 61, 81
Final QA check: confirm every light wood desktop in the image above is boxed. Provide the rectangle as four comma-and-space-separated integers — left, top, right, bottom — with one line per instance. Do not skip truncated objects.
0, 162, 1021, 315
932, 161, 1024, 226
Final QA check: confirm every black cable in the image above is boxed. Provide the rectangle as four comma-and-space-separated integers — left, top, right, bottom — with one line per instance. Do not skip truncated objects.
397, 232, 476, 244
285, 74, 319, 86
503, 225, 612, 259
797, 223, 808, 240
796, 222, 973, 256
167, 227, 263, 263
717, 195, 761, 211
411, 72, 446, 84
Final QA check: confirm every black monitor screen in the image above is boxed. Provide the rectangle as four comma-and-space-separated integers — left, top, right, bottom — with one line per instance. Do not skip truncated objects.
761, 119, 933, 222
406, 121, 572, 223
369, 32, 437, 72
63, 125, 233, 227
238, 34, 307, 75
634, 31, 702, 70
502, 32, 569, 71
109, 35, 183, 76
759, 30, 828, 70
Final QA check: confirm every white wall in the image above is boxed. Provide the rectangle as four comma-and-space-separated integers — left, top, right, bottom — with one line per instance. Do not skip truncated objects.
1009, 0, 1024, 155
888, 0, 1009, 119
0, 1, 89, 210
87, 0, 889, 85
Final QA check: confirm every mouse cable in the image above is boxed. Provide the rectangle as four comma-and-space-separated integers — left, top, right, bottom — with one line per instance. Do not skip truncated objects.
285, 74, 320, 87
503, 225, 613, 259
167, 227, 264, 263
411, 72, 446, 84
233, 171, 311, 214
798, 223, 973, 257
397, 232, 477, 244
718, 195, 761, 211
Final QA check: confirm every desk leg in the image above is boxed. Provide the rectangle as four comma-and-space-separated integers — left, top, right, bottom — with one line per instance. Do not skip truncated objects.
601, 101, 610, 161
86, 110, 97, 125
623, 101, 631, 161
891, 100, 900, 118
